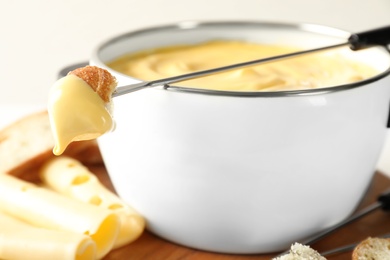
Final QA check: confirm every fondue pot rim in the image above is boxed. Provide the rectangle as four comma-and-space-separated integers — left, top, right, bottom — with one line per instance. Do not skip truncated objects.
92, 20, 390, 97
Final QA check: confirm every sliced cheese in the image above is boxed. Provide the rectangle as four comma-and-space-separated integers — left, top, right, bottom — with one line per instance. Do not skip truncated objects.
40, 156, 145, 248
0, 174, 120, 259
0, 211, 96, 260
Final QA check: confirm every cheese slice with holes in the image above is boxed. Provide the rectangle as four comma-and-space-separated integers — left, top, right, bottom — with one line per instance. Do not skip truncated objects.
40, 156, 145, 248
0, 211, 96, 260
0, 174, 120, 259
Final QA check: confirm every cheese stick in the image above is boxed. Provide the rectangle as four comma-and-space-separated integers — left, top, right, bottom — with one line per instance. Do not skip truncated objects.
40, 156, 145, 248
0, 211, 96, 260
0, 174, 120, 259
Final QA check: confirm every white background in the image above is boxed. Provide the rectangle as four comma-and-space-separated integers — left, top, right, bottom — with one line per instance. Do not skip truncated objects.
1, 0, 390, 175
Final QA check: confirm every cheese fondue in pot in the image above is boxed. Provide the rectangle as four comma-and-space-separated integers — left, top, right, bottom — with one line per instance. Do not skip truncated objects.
107, 41, 377, 91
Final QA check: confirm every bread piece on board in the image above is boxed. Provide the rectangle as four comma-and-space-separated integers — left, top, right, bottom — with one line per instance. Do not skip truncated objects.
352, 237, 390, 260
273, 243, 326, 260
0, 111, 103, 182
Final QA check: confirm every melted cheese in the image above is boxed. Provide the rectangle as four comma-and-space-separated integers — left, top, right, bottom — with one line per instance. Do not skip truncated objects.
40, 156, 145, 249
0, 211, 96, 260
0, 174, 120, 259
48, 75, 113, 156
108, 40, 377, 91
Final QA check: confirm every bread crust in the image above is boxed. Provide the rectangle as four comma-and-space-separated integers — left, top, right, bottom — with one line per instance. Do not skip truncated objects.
352, 237, 390, 260
69, 66, 117, 103
0, 111, 103, 183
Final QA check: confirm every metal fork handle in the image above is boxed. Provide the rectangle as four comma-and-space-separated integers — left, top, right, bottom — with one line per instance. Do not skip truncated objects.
321, 232, 390, 257
275, 201, 382, 258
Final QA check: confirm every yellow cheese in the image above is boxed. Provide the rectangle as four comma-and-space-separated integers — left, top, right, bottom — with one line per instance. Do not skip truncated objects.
0, 174, 120, 259
47, 74, 113, 156
108, 40, 378, 91
40, 156, 145, 249
0, 211, 96, 260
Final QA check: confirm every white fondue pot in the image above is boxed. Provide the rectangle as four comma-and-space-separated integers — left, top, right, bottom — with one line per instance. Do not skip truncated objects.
91, 21, 390, 253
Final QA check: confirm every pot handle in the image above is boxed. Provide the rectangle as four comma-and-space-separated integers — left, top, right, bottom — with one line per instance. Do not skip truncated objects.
58, 62, 89, 78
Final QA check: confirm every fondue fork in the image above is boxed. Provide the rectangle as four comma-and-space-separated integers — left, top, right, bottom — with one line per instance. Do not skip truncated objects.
112, 25, 390, 97
275, 187, 390, 257
319, 232, 390, 257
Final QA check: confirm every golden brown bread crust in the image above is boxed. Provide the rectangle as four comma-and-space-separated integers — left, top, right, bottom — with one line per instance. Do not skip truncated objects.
69, 65, 117, 103
352, 237, 390, 260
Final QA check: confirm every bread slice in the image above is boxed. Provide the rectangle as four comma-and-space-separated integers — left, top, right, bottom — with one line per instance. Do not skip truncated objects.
352, 237, 390, 260
274, 243, 326, 260
0, 111, 103, 182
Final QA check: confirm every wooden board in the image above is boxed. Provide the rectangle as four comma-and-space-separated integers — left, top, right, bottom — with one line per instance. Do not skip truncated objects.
90, 166, 390, 260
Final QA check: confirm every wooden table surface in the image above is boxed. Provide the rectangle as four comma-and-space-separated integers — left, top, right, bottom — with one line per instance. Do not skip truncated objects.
91, 166, 390, 260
